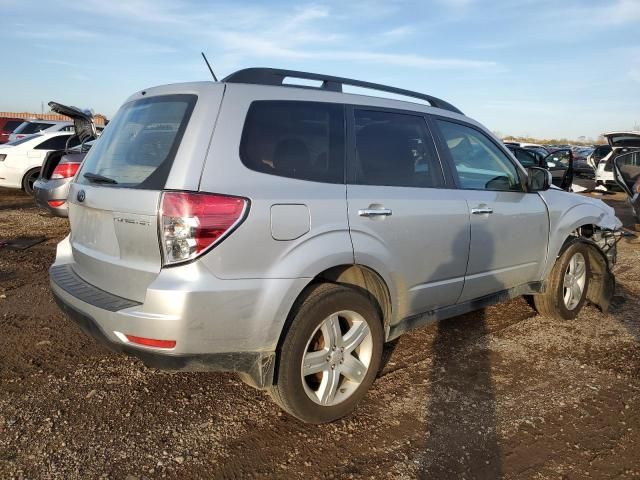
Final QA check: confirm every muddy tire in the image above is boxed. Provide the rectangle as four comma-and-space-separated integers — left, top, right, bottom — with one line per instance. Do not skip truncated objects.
269, 283, 383, 424
533, 242, 591, 320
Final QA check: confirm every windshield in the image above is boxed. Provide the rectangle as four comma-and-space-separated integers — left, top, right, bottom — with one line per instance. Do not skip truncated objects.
15, 122, 56, 134
77, 94, 197, 189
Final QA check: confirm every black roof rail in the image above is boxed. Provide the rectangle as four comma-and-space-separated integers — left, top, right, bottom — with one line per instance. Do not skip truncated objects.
222, 68, 463, 115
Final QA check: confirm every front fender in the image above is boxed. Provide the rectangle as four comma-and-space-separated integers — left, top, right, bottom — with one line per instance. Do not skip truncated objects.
540, 190, 621, 280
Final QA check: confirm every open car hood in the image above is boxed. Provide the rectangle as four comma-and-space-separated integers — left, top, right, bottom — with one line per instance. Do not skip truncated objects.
48, 101, 97, 144
603, 131, 640, 148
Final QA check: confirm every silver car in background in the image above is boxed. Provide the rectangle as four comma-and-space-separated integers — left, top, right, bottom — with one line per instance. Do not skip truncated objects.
50, 68, 622, 423
34, 102, 98, 216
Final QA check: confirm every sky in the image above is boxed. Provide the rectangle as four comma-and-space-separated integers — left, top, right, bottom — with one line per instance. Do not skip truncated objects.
1, 0, 639, 140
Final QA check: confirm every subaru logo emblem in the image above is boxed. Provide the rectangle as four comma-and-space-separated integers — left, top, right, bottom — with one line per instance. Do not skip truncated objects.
77, 190, 86, 202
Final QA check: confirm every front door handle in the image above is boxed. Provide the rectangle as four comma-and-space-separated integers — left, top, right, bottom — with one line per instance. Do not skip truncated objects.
471, 207, 493, 215
358, 208, 392, 217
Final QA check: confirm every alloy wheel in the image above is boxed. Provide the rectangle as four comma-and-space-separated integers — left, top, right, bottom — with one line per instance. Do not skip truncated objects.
301, 310, 374, 406
563, 252, 587, 310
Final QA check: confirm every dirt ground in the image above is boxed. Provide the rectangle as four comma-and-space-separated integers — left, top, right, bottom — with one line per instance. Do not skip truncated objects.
1, 186, 639, 479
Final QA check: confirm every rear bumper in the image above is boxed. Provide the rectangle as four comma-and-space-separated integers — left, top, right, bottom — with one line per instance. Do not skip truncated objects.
52, 289, 275, 387
34, 178, 70, 217
49, 254, 308, 388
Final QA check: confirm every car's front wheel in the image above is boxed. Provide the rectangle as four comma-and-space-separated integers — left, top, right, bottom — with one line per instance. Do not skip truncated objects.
533, 242, 591, 320
269, 283, 383, 423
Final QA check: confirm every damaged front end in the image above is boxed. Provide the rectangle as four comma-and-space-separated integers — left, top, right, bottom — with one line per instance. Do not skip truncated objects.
570, 225, 625, 313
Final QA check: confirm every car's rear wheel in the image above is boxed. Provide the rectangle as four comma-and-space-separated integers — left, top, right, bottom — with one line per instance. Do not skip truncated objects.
269, 283, 383, 423
533, 242, 591, 320
22, 168, 40, 196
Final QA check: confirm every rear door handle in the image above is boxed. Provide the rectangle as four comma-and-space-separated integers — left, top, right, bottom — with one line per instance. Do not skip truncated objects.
358, 208, 392, 217
471, 207, 493, 215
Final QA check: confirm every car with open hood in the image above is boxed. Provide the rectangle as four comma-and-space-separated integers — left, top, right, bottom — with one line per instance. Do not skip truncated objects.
49, 67, 622, 423
33, 102, 98, 216
595, 131, 640, 189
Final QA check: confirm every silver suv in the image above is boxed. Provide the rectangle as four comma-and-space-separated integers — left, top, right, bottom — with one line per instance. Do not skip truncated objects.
50, 68, 622, 423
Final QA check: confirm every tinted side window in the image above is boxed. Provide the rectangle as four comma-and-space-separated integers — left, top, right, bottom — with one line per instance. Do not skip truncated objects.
353, 110, 442, 188
436, 120, 523, 191
35, 135, 73, 150
240, 101, 345, 183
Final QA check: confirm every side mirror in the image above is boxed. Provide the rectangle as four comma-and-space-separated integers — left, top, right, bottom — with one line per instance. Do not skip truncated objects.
527, 166, 552, 192
613, 151, 640, 198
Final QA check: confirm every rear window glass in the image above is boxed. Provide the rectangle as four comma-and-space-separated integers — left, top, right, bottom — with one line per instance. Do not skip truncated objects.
3, 120, 22, 131
240, 101, 345, 183
16, 122, 56, 134
77, 94, 196, 189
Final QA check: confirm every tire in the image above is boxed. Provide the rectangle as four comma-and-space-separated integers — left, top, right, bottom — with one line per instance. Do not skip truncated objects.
269, 283, 383, 423
22, 168, 40, 196
533, 242, 591, 320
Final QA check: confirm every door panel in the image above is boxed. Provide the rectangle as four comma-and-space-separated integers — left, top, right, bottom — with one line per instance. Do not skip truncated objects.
432, 118, 549, 301
544, 149, 573, 190
347, 108, 470, 319
348, 186, 470, 318
458, 190, 548, 301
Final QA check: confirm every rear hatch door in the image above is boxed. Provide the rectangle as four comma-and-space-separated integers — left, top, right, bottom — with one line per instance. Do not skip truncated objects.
66, 84, 222, 302
604, 131, 640, 148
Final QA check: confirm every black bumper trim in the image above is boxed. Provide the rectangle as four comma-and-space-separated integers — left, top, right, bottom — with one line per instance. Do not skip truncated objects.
52, 290, 275, 389
50, 264, 141, 312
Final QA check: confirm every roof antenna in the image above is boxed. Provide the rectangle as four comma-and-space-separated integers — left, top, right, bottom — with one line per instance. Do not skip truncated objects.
201, 52, 218, 82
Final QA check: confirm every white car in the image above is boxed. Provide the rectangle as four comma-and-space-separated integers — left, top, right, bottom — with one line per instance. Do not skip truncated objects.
8, 120, 73, 143
595, 131, 640, 188
0, 132, 80, 195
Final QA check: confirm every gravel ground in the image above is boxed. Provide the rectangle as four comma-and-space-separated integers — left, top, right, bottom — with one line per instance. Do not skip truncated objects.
0, 187, 639, 479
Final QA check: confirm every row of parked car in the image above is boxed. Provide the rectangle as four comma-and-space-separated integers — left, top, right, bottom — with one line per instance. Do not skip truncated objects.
0, 104, 99, 210
0, 117, 75, 145
503, 135, 640, 193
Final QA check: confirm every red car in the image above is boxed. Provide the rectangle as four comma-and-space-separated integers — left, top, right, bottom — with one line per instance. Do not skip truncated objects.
0, 117, 23, 144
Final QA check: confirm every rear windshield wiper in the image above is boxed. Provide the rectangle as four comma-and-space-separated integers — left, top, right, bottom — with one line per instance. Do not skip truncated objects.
83, 172, 118, 184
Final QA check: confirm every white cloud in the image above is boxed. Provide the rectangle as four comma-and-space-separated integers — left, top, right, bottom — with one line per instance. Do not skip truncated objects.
382, 26, 416, 39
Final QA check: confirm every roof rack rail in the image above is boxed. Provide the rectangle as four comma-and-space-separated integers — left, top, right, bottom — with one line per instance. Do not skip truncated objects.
222, 68, 463, 115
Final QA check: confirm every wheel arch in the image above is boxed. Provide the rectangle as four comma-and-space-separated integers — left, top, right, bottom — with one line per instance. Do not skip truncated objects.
544, 231, 615, 313
272, 264, 394, 380
21, 166, 41, 192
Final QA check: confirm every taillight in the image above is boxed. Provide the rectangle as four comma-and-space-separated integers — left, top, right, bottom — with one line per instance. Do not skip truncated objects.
48, 200, 65, 207
160, 191, 248, 265
51, 162, 81, 179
